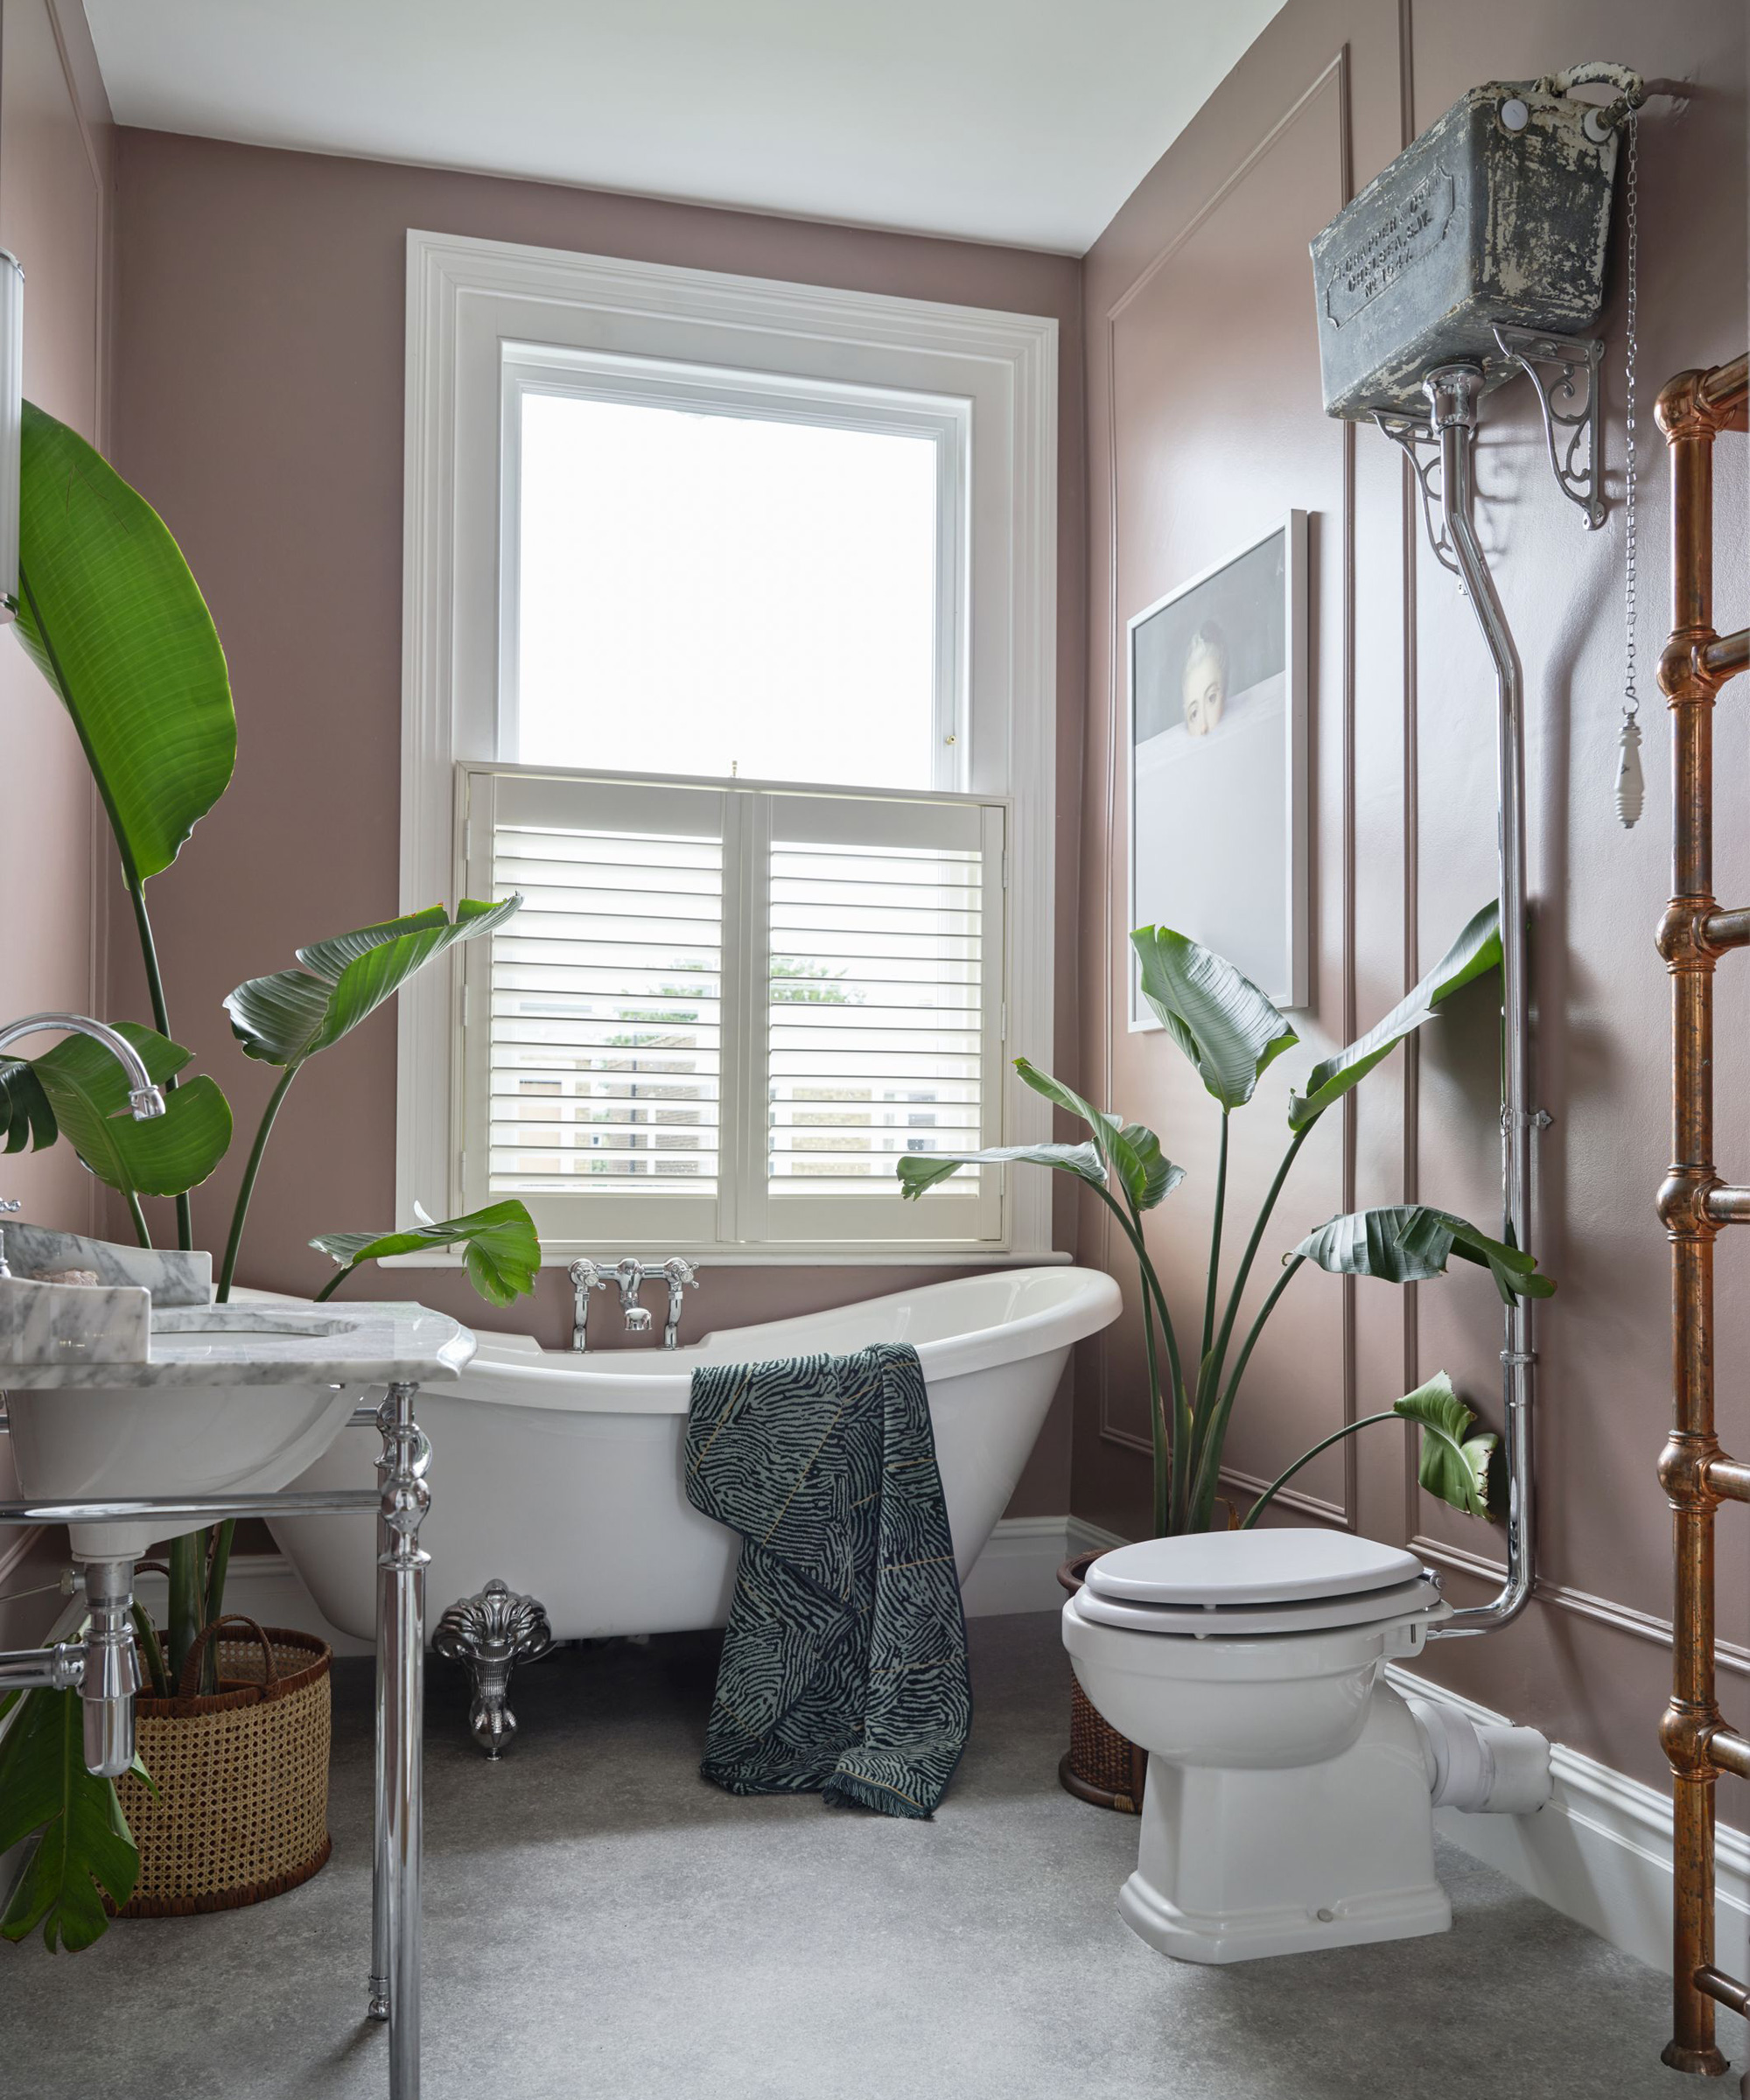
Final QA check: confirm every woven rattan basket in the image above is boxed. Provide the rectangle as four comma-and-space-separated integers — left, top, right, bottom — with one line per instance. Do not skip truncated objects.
1056, 1552, 1145, 1812
113, 1615, 332, 1917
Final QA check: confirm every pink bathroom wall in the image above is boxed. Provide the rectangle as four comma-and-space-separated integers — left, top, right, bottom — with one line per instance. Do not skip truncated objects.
1076, 0, 1747, 1787
104, 129, 1086, 1516
0, 0, 113, 1641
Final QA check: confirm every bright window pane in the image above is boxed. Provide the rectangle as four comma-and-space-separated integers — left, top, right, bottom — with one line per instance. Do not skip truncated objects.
515, 393, 940, 789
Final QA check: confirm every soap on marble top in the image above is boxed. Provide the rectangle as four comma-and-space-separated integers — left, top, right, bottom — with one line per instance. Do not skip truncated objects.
2, 1223, 212, 1306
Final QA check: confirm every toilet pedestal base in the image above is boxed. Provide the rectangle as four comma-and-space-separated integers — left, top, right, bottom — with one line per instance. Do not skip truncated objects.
1119, 1684, 1452, 1964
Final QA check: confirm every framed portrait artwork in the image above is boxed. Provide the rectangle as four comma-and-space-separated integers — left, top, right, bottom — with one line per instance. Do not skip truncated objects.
1126, 512, 1309, 1026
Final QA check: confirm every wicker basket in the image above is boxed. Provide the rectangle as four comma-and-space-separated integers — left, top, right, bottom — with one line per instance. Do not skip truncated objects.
1057, 1551, 1146, 1813
113, 1615, 332, 1917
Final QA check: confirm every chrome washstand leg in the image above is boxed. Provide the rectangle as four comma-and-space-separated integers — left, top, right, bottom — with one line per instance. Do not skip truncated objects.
372, 1381, 430, 2100
433, 1580, 555, 1759
368, 1423, 392, 2024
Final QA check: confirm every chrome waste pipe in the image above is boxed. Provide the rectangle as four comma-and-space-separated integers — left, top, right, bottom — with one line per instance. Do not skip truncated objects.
1424, 361, 1538, 1637
0, 1558, 140, 1775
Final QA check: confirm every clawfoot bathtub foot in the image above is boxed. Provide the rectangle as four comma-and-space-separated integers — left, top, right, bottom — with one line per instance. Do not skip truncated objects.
433, 1579, 555, 1758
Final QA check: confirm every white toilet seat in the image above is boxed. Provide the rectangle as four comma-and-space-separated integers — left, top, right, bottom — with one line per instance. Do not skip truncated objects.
1086, 1527, 1426, 1607
1070, 1572, 1442, 1637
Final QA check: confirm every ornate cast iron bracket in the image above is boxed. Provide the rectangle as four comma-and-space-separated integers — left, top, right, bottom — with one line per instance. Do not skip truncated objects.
1377, 329, 1607, 581
1491, 325, 1606, 528
1375, 411, 1463, 584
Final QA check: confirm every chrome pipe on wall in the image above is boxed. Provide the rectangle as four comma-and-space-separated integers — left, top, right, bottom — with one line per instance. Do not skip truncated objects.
1424, 361, 1539, 1637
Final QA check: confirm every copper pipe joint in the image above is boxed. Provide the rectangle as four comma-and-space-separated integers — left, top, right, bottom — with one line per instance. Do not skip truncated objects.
1659, 1167, 1726, 1239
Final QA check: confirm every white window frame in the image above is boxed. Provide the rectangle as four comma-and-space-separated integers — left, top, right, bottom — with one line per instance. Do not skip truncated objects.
398, 229, 1058, 1264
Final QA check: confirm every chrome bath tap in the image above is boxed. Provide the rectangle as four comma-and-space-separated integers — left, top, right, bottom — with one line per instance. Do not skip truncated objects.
658, 1257, 698, 1349
614, 1257, 652, 1334
0, 1013, 166, 1277
567, 1256, 702, 1349
567, 1259, 606, 1352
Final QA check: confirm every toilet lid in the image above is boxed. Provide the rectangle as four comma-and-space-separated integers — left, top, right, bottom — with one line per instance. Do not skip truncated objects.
1084, 1528, 1425, 1607
1070, 1573, 1443, 1638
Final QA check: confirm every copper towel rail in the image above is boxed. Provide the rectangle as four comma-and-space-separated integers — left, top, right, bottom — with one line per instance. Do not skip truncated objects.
1656, 348, 1749, 2081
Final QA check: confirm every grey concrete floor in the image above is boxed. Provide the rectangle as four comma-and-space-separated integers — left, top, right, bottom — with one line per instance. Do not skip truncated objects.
2, 1612, 1723, 2099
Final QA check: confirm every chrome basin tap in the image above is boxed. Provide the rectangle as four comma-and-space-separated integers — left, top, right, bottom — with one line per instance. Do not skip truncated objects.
0, 1013, 166, 1276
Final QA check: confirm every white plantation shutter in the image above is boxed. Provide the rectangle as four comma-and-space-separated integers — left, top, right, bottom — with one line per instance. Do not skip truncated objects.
459, 767, 1004, 1250
462, 772, 730, 1243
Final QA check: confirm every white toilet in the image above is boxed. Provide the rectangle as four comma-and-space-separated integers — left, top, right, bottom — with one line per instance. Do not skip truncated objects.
1060, 1528, 1550, 1965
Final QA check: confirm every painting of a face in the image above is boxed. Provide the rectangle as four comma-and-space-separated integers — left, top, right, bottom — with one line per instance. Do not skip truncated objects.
1181, 622, 1229, 737
1128, 517, 1306, 1012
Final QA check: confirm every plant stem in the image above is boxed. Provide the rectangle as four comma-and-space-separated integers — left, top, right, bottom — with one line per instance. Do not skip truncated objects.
1239, 1411, 1400, 1528
126, 875, 192, 1256
129, 1602, 170, 1698
1201, 1112, 1228, 1364
165, 1532, 204, 1687
1137, 1264, 1169, 1536
1089, 1181, 1186, 1532
204, 1520, 235, 1648
123, 1190, 151, 1250
1188, 1255, 1306, 1529
216, 1065, 299, 1302
1205, 1122, 1312, 1410
312, 1264, 355, 1304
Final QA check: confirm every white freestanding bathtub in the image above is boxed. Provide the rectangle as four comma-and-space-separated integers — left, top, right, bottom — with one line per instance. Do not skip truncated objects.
271, 1266, 1121, 1652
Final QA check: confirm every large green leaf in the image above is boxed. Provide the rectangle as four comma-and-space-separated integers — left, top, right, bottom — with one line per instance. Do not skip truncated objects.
312, 1200, 542, 1308
1293, 1204, 1555, 1305
225, 898, 523, 1068
14, 401, 235, 885
1395, 1372, 1500, 1520
0, 1689, 140, 1950
898, 1141, 1107, 1199
0, 1059, 57, 1154
1012, 1057, 1181, 1212
3, 1023, 230, 1199
1131, 926, 1298, 1111
1289, 903, 1501, 1131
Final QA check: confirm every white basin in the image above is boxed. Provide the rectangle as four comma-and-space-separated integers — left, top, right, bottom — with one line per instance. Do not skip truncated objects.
2, 1300, 476, 1559
6, 1377, 367, 1559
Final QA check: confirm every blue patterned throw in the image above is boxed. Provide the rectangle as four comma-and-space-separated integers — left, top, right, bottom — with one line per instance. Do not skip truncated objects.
685, 1341, 971, 1818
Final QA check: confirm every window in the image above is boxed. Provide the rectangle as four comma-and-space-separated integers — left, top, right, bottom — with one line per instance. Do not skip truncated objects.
401, 233, 1057, 1260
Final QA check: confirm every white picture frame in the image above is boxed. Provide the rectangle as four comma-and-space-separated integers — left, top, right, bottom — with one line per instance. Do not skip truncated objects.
1126, 511, 1309, 1026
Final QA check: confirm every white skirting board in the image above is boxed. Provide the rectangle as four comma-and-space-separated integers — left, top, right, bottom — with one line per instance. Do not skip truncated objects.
26, 1516, 1741, 1986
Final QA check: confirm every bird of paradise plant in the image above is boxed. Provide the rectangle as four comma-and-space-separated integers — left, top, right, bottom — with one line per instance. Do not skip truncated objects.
0, 403, 540, 1949
899, 906, 1550, 1536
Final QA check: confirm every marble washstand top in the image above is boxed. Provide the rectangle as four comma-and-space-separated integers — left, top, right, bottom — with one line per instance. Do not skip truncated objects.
0, 1301, 476, 1390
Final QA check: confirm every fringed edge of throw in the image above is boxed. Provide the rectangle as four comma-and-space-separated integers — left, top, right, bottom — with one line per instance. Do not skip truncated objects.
823, 1770, 938, 1820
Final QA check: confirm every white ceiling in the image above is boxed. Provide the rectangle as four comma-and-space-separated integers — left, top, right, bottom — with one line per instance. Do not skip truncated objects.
82, 0, 1284, 254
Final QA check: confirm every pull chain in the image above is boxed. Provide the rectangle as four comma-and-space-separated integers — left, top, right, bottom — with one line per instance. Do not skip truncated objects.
1615, 109, 1644, 829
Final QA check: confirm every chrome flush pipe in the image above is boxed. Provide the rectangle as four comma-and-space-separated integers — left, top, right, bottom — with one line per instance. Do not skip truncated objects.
1424, 362, 1538, 1636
